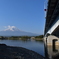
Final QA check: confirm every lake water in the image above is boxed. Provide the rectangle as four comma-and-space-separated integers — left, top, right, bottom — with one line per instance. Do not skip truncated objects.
0, 39, 44, 56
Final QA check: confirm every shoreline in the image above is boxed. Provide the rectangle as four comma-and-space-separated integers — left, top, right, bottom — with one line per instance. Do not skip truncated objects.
0, 44, 47, 59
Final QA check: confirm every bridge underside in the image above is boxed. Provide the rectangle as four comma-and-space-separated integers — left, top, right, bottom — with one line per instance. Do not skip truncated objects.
44, 18, 59, 45
52, 26, 59, 37
45, 0, 59, 35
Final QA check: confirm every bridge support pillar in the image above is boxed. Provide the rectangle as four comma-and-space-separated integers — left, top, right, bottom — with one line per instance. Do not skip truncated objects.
44, 35, 59, 59
44, 35, 59, 46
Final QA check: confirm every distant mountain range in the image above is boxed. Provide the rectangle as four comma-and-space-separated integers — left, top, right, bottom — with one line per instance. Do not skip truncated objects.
0, 26, 39, 36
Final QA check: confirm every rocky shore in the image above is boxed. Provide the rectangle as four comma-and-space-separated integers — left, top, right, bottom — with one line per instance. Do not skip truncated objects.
0, 44, 46, 59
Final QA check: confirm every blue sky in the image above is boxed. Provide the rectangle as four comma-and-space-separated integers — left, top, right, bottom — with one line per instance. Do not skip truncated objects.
0, 0, 45, 35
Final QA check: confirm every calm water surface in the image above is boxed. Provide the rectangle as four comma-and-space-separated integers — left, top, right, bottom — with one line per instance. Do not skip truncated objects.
0, 39, 44, 56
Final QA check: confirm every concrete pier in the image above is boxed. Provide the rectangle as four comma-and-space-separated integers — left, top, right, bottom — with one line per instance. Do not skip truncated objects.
44, 35, 59, 46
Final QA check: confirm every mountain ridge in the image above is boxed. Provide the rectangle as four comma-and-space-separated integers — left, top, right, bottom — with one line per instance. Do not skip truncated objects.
0, 26, 39, 36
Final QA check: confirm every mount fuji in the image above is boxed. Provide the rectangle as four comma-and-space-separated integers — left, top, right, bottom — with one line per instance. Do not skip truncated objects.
0, 26, 39, 36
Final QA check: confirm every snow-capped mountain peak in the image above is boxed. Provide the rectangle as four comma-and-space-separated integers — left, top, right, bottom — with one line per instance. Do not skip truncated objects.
3, 25, 20, 31
0, 25, 38, 36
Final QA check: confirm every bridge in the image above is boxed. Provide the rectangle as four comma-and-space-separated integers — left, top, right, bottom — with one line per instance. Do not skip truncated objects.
44, 0, 59, 46
44, 0, 59, 59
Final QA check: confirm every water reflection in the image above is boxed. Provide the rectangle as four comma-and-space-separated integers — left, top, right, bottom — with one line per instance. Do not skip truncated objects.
45, 45, 59, 59
35, 40, 43, 43
19, 39, 29, 42
0, 39, 44, 56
